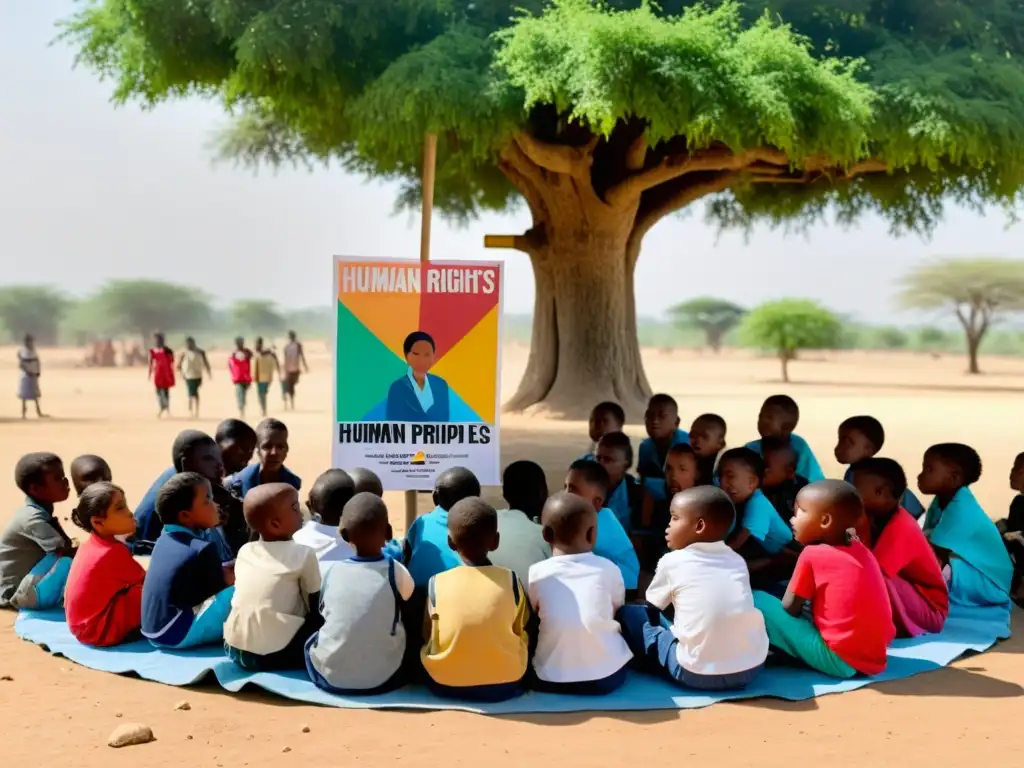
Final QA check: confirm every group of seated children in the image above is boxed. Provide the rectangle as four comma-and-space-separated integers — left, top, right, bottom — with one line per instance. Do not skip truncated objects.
0, 392, 1019, 703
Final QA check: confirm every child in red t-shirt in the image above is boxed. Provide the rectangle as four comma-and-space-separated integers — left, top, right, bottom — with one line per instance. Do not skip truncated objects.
850, 458, 948, 637
753, 480, 895, 678
64, 482, 146, 647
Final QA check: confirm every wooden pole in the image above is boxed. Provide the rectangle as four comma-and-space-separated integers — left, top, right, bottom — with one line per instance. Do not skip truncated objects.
405, 132, 438, 532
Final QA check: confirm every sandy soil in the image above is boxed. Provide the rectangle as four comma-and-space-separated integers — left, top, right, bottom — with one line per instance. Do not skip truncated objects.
1, 343, 1021, 766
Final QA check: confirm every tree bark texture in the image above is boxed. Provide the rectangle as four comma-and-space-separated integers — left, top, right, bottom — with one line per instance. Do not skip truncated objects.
496, 126, 888, 417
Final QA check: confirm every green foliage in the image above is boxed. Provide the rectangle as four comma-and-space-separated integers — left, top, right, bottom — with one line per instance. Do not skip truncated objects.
89, 280, 213, 341
916, 326, 951, 350
739, 299, 842, 380
59, 0, 1024, 231
231, 299, 286, 336
0, 286, 71, 346
863, 325, 909, 350
668, 297, 746, 351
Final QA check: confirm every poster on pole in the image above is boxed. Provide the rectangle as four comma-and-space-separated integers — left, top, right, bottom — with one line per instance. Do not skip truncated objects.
333, 257, 503, 490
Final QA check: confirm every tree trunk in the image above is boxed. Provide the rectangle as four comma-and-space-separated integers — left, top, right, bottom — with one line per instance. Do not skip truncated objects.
780, 351, 791, 383
504, 214, 651, 419
966, 333, 981, 374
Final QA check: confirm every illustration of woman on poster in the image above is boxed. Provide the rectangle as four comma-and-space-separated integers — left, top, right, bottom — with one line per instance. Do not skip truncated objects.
385, 331, 451, 422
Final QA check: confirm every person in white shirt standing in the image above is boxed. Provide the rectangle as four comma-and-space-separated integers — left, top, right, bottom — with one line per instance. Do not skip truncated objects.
281, 330, 308, 411
618, 486, 768, 690
528, 492, 632, 695
223, 484, 323, 671
292, 469, 356, 566
177, 337, 212, 418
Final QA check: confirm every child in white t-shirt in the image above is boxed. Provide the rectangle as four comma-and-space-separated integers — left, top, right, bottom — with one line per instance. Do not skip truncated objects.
292, 469, 356, 565
618, 486, 768, 690
528, 492, 632, 694
223, 484, 323, 671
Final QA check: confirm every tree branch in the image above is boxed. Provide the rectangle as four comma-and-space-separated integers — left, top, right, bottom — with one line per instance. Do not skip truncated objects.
609, 145, 888, 208
512, 132, 597, 179
624, 131, 648, 172
499, 141, 551, 227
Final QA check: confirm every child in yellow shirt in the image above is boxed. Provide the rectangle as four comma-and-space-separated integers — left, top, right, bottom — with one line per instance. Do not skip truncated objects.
421, 497, 529, 702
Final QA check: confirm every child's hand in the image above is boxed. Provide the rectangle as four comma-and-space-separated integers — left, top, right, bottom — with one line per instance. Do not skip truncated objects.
222, 563, 236, 586
1004, 531, 1024, 544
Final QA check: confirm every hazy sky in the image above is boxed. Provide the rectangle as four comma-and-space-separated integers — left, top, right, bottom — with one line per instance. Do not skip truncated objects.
2, 2, 1020, 323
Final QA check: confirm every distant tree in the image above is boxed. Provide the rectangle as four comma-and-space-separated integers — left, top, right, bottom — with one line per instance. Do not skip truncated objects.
916, 327, 949, 351
874, 326, 909, 350
739, 299, 842, 382
90, 281, 213, 344
231, 300, 286, 337
668, 298, 746, 352
899, 258, 1024, 374
0, 286, 71, 346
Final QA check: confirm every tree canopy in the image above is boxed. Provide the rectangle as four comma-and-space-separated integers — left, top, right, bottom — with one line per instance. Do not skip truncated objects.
0, 286, 70, 346
898, 257, 1024, 373
739, 298, 842, 381
668, 297, 746, 351
231, 300, 286, 337
61, 0, 1024, 415
89, 280, 213, 342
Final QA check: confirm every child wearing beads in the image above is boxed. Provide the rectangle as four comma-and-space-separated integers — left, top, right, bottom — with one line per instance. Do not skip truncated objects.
64, 482, 146, 646
920, 443, 1013, 609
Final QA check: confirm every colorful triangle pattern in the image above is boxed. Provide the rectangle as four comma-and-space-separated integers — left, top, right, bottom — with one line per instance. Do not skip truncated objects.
336, 260, 500, 424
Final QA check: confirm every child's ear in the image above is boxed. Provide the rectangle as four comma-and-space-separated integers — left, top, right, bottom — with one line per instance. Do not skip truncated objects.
490, 531, 500, 553
542, 525, 555, 545
695, 518, 706, 535
595, 494, 605, 510
432, 490, 439, 507
674, 416, 680, 428
447, 534, 456, 552
586, 525, 596, 545
340, 527, 350, 542
820, 512, 833, 530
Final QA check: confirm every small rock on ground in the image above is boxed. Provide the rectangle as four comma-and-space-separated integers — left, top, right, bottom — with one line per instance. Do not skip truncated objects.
174, 700, 191, 711
300, 725, 310, 733
108, 723, 156, 748
0, 675, 13, 681
282, 746, 292, 753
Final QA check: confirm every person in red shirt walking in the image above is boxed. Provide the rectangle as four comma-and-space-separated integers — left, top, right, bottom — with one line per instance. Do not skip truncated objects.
148, 333, 175, 418
64, 482, 146, 647
228, 336, 254, 419
753, 480, 895, 678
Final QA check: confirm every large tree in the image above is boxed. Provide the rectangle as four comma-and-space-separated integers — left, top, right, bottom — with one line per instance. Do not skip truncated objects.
669, 297, 746, 352
90, 280, 213, 344
738, 298, 842, 382
62, 0, 1024, 416
0, 286, 70, 346
898, 258, 1024, 374
231, 299, 286, 337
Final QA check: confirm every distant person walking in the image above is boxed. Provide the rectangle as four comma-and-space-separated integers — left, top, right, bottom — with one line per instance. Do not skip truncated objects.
178, 337, 212, 418
228, 336, 254, 419
17, 334, 46, 419
281, 330, 309, 411
253, 337, 280, 418
148, 333, 175, 418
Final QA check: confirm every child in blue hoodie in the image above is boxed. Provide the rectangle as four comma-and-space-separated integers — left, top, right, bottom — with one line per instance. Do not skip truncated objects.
226, 419, 301, 499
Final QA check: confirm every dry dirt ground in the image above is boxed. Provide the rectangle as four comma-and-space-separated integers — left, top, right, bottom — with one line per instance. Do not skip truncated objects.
0, 343, 1021, 767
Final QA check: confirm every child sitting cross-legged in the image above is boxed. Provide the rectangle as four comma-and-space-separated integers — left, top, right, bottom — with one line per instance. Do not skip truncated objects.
421, 497, 529, 702
528, 492, 632, 695
404, 467, 481, 588
141, 472, 236, 649
638, 444, 699, 573
490, 461, 551, 590
997, 452, 1024, 603
618, 486, 767, 690
305, 493, 415, 694
638, 394, 689, 501
64, 482, 146, 646
223, 484, 323, 670
719, 448, 797, 589
753, 481, 895, 678
227, 418, 301, 499
920, 443, 1013, 610
292, 469, 356, 564
0, 452, 74, 610
850, 458, 948, 637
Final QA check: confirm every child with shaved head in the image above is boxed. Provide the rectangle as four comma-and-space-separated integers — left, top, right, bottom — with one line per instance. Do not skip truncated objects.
753, 481, 895, 678
223, 483, 323, 670
527, 493, 631, 694
421, 497, 529, 702
619, 487, 767, 690
746, 395, 824, 482
404, 467, 481, 587
305, 493, 415, 694
70, 455, 112, 497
